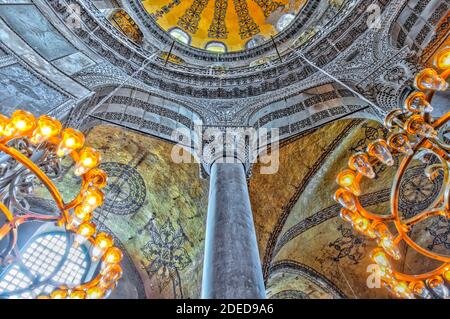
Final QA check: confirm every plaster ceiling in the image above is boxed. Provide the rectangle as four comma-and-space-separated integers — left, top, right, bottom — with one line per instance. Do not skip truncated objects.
142, 0, 306, 52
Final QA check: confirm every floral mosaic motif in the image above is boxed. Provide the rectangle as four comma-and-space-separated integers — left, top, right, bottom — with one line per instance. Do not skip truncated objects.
233, 0, 260, 39
208, 0, 228, 38
177, 0, 209, 34
252, 0, 284, 17
426, 216, 450, 251
142, 219, 191, 297
329, 225, 366, 264
152, 0, 181, 20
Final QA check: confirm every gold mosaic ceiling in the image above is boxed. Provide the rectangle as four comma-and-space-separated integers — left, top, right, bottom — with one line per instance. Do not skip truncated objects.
142, 0, 306, 52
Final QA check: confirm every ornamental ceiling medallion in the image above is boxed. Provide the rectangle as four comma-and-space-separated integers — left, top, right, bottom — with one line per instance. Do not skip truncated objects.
142, 0, 306, 51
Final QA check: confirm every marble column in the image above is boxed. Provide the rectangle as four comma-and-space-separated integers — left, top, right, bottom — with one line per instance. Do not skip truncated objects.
201, 158, 266, 299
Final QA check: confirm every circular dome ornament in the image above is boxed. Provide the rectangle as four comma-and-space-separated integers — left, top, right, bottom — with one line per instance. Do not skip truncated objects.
0, 111, 122, 299
99, 162, 146, 216
334, 47, 450, 299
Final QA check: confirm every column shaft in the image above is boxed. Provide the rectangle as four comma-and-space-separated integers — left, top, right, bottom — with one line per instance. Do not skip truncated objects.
201, 161, 266, 299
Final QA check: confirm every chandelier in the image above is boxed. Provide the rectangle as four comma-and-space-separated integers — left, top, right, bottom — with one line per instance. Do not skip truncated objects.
334, 48, 450, 299
0, 111, 121, 299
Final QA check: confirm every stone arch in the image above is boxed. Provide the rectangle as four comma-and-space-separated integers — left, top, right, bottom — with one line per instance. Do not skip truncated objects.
247, 82, 376, 143
70, 85, 205, 149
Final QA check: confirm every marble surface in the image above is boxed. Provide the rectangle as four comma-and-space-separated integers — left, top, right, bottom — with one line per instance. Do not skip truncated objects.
0, 63, 68, 115
0, 4, 76, 61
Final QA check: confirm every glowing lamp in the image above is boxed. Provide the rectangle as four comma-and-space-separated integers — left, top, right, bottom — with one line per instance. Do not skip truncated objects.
57, 128, 84, 157
371, 248, 391, 269
444, 270, 450, 282
86, 287, 105, 299
392, 281, 414, 299
367, 140, 394, 166
336, 169, 360, 195
75, 222, 96, 245
81, 187, 104, 212
69, 290, 86, 299
50, 289, 68, 299
414, 68, 448, 91
5, 110, 36, 136
348, 152, 375, 179
387, 133, 413, 156
404, 114, 438, 139
30, 115, 62, 144
85, 168, 108, 189
0, 115, 9, 137
339, 208, 357, 223
74, 147, 101, 176
102, 247, 123, 265
334, 188, 357, 211
404, 91, 433, 113
92, 232, 114, 261
99, 264, 123, 290
435, 47, 450, 70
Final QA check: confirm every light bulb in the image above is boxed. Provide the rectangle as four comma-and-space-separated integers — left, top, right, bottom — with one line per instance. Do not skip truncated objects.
102, 247, 123, 265
81, 187, 104, 212
57, 128, 84, 157
393, 281, 414, 299
444, 270, 450, 282
50, 289, 68, 299
339, 208, 356, 223
404, 91, 433, 113
435, 47, 450, 70
30, 115, 62, 144
74, 147, 101, 176
99, 264, 123, 290
86, 287, 105, 299
405, 115, 438, 139
5, 110, 36, 136
85, 168, 108, 189
92, 232, 114, 261
348, 153, 375, 179
367, 140, 394, 166
414, 68, 448, 91
0, 114, 10, 137
69, 290, 86, 299
387, 133, 413, 156
334, 188, 357, 211
74, 222, 96, 245
371, 248, 391, 269
336, 169, 360, 195
353, 216, 371, 234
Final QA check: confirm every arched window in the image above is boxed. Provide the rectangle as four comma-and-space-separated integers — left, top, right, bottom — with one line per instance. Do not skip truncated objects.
169, 28, 190, 45
205, 42, 227, 53
276, 13, 295, 32
246, 35, 265, 49
0, 232, 89, 299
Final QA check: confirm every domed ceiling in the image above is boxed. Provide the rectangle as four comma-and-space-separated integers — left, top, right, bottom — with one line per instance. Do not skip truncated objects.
142, 0, 306, 52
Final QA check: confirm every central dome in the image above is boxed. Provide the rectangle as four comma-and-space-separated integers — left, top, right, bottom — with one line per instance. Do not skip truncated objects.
142, 0, 306, 52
